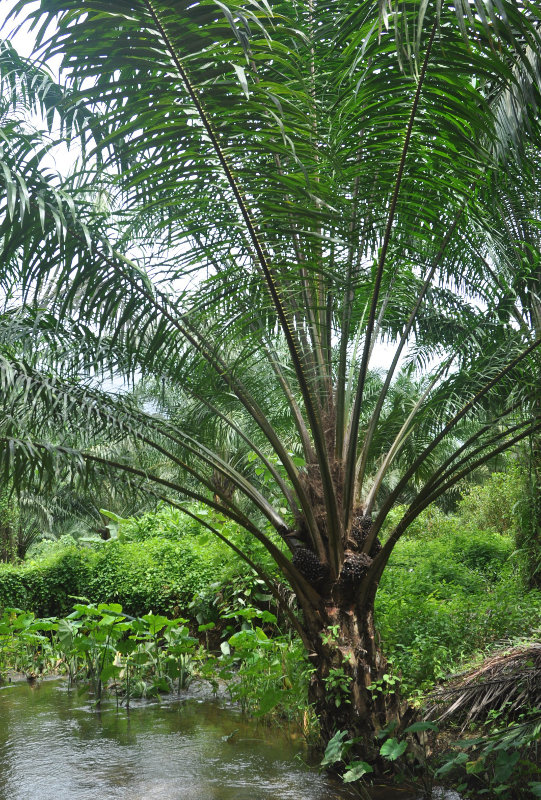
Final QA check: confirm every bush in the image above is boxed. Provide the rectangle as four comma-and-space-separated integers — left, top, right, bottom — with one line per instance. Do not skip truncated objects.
456, 468, 521, 534
0, 545, 92, 616
375, 513, 541, 695
84, 536, 244, 617
0, 508, 252, 618
119, 506, 200, 541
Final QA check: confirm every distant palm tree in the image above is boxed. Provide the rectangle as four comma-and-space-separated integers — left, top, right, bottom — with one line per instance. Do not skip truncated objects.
477, 163, 541, 586
1, 0, 541, 748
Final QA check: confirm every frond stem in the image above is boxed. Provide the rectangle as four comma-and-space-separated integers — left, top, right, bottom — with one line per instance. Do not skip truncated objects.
343, 19, 438, 531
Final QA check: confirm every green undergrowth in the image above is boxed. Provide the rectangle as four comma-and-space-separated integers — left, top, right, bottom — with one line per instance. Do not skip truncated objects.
433, 707, 541, 800
0, 507, 262, 618
1, 491, 539, 707
376, 506, 541, 696
322, 712, 541, 800
1, 499, 540, 793
0, 539, 243, 618
1, 479, 539, 797
0, 600, 312, 731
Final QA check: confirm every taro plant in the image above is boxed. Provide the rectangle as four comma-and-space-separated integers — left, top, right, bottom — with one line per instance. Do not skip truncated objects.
219, 606, 312, 721
321, 729, 374, 790
63, 602, 133, 701
51, 602, 185, 701
322, 720, 439, 794
0, 601, 203, 702
0, 608, 56, 680
163, 622, 198, 693
130, 612, 195, 696
54, 615, 93, 687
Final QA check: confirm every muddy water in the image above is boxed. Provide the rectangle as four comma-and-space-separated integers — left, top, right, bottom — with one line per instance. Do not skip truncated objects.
0, 679, 363, 800
0, 679, 461, 800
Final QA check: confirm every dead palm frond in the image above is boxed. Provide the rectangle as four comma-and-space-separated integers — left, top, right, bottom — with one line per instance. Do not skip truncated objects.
425, 643, 541, 726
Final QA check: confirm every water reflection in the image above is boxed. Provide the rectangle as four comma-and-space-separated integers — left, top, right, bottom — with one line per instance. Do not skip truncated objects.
0, 680, 357, 800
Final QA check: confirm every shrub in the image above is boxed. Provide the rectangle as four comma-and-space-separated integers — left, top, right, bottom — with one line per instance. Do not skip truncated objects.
0, 546, 93, 616
84, 536, 244, 616
375, 517, 541, 695
119, 506, 199, 541
0, 509, 252, 618
456, 468, 521, 534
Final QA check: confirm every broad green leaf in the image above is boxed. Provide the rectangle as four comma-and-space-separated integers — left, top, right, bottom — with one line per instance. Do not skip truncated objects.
343, 761, 374, 782
100, 663, 121, 683
434, 752, 469, 776
321, 730, 349, 767
256, 687, 283, 715
379, 738, 408, 761
56, 619, 75, 647
141, 614, 170, 634
404, 721, 439, 733
98, 603, 124, 615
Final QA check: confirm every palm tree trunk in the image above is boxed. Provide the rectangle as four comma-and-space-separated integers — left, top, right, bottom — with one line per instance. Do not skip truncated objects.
296, 581, 401, 747
0, 524, 15, 563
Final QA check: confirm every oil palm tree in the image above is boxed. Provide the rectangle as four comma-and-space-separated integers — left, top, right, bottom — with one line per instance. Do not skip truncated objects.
2, 0, 541, 748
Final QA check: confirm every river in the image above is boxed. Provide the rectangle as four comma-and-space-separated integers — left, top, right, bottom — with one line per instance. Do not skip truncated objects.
0, 678, 366, 800
0, 679, 460, 800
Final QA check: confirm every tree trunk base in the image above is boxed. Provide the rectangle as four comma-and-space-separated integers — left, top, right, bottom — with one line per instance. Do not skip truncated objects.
300, 594, 403, 761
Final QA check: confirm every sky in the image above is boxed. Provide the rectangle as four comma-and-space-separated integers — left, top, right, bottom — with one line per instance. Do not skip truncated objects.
3, 1, 51, 61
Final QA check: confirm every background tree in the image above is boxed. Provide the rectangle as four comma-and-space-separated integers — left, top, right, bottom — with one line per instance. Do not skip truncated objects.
0, 485, 18, 562
2, 0, 541, 751
473, 161, 541, 586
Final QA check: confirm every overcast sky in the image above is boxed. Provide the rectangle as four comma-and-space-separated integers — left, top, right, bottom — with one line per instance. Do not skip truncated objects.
3, 1, 52, 61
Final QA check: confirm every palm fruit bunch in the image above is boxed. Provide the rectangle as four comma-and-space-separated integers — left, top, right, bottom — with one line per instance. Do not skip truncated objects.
339, 551, 372, 585
351, 514, 382, 556
292, 546, 329, 584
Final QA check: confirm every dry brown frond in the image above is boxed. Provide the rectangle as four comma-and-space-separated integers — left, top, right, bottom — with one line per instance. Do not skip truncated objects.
424, 644, 541, 727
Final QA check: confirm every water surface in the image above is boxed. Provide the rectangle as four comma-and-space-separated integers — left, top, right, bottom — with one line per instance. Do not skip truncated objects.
0, 679, 359, 800
0, 679, 462, 800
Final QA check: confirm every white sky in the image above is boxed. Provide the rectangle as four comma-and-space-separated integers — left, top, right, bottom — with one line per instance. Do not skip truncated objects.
2, 1, 53, 61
